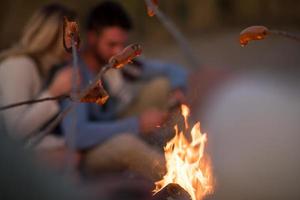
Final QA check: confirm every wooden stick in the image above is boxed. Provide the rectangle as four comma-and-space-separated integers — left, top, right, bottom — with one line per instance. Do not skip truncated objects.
144, 0, 200, 69
152, 183, 192, 200
239, 26, 300, 46
26, 105, 72, 147
270, 30, 300, 42
0, 95, 70, 111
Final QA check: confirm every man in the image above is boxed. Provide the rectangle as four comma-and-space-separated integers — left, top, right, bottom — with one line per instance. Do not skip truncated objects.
62, 1, 188, 180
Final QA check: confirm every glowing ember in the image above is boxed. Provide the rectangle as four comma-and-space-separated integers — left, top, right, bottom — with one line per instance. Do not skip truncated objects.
240, 26, 269, 47
154, 104, 214, 200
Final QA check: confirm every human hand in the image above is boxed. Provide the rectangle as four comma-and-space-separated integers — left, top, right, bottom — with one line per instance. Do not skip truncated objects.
139, 108, 168, 134
170, 89, 186, 103
49, 67, 77, 96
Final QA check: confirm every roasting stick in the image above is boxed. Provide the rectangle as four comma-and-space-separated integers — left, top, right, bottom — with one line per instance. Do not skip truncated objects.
144, 0, 200, 69
26, 106, 73, 147
61, 16, 81, 102
240, 26, 300, 46
64, 22, 81, 174
0, 95, 70, 111
68, 24, 81, 149
270, 30, 300, 42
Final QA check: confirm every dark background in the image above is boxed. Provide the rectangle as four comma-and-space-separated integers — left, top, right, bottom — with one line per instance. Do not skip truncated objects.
1, 0, 299, 49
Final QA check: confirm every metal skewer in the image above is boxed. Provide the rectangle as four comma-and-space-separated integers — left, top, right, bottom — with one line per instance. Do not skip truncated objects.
270, 30, 300, 42
144, 0, 200, 69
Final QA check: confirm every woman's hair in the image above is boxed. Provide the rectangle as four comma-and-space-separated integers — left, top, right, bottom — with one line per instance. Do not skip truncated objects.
0, 3, 75, 76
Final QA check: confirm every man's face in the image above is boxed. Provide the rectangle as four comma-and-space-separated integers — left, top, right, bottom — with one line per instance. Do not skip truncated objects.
88, 26, 129, 63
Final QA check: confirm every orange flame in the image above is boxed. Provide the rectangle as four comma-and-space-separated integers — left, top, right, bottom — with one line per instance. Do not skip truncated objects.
154, 104, 214, 200
181, 104, 190, 129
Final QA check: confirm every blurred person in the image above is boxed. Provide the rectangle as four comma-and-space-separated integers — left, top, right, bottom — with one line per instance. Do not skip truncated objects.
62, 1, 188, 180
0, 4, 75, 149
202, 68, 300, 200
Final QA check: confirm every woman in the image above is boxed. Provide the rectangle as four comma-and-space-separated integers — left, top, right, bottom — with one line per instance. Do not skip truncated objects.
0, 4, 75, 148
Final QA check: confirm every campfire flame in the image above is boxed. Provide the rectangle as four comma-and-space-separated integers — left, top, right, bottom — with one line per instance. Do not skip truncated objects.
181, 104, 190, 129
154, 104, 214, 200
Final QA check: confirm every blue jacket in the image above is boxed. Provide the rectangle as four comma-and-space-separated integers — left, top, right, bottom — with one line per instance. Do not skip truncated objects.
62, 57, 188, 149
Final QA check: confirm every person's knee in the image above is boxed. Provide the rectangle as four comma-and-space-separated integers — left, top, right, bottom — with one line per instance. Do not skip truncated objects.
83, 134, 140, 172
138, 77, 171, 110
113, 133, 145, 152
146, 77, 170, 95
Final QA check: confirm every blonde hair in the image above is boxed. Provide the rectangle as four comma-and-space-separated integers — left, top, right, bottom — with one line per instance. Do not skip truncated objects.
0, 4, 75, 76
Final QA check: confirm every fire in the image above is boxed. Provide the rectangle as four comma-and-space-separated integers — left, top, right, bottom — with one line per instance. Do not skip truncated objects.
154, 104, 214, 200
181, 104, 190, 129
